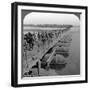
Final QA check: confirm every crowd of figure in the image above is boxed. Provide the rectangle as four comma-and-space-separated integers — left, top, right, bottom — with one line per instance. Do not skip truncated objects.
23, 30, 62, 52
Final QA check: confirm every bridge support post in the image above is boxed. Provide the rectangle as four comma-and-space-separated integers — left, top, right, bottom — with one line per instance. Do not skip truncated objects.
37, 60, 41, 76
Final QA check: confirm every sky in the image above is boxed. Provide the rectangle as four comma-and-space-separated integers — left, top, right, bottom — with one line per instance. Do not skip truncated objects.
23, 12, 80, 26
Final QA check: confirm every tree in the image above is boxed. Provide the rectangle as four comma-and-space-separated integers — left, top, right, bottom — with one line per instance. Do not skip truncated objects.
24, 32, 35, 51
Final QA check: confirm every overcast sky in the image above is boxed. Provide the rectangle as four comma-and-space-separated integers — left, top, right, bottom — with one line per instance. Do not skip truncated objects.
24, 12, 80, 26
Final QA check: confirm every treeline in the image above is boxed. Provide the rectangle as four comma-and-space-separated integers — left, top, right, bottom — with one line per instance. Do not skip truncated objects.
23, 30, 61, 51
23, 29, 72, 53
24, 24, 73, 28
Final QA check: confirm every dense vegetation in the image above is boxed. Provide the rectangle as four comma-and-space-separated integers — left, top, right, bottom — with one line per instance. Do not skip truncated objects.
23, 30, 61, 52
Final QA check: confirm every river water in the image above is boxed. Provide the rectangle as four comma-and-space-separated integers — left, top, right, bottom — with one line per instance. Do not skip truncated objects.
40, 26, 80, 76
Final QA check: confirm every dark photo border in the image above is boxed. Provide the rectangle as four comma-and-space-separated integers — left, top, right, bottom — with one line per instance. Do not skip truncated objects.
11, 2, 88, 87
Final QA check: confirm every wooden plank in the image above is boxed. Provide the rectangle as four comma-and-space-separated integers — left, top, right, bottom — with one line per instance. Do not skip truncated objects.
37, 60, 41, 76
47, 49, 56, 63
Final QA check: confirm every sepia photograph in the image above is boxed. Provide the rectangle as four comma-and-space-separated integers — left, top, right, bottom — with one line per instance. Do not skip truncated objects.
11, 2, 87, 87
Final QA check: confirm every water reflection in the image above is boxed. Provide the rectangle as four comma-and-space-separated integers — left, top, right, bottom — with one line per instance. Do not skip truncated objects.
50, 63, 67, 70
